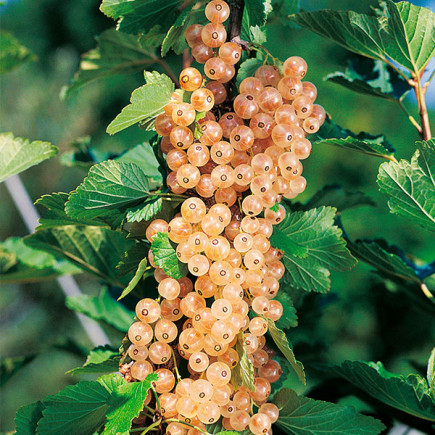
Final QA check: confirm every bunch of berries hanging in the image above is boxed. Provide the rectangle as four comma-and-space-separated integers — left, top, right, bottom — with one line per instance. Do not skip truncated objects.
123, 1, 326, 434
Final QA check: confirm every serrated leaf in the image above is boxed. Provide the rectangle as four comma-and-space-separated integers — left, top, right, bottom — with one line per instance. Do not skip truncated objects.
25, 226, 133, 285
116, 142, 163, 190
117, 242, 149, 276
67, 346, 120, 376
107, 71, 174, 134
15, 401, 45, 435
315, 118, 395, 161
0, 31, 35, 74
275, 292, 298, 329
273, 388, 385, 434
161, 4, 206, 56
1, 355, 36, 387
236, 58, 264, 88
267, 318, 305, 384
0, 132, 58, 182
151, 232, 187, 279
304, 184, 375, 212
270, 206, 356, 293
292, 1, 435, 73
100, 0, 183, 35
98, 373, 126, 393
63, 28, 163, 96
348, 238, 420, 284
118, 257, 148, 300
37, 381, 111, 435
232, 333, 255, 391
126, 196, 163, 222
378, 140, 435, 230
326, 360, 435, 421
36, 192, 107, 229
102, 373, 158, 435
326, 57, 410, 101
244, 0, 272, 27
66, 288, 134, 332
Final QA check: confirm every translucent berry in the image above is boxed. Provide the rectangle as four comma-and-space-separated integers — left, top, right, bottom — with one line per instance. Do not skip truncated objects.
219, 112, 243, 138
172, 103, 196, 127
277, 76, 302, 100
130, 361, 153, 381
188, 254, 210, 276
185, 24, 203, 47
158, 278, 181, 300
179, 67, 202, 91
176, 164, 201, 188
206, 361, 231, 386
202, 22, 227, 47
154, 318, 178, 343
249, 113, 274, 139
191, 88, 214, 112
255, 65, 281, 87
205, 0, 230, 23
230, 125, 255, 151
206, 80, 227, 105
219, 41, 242, 64
234, 93, 259, 119
258, 87, 283, 113
136, 298, 161, 323
148, 341, 172, 365
240, 77, 264, 96
170, 125, 194, 149
283, 56, 307, 79
199, 120, 223, 145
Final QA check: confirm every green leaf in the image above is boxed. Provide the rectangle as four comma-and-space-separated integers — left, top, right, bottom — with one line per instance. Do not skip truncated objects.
292, 1, 435, 73
15, 401, 45, 435
102, 373, 158, 435
378, 140, 435, 230
236, 58, 264, 88
244, 0, 272, 27
25, 226, 133, 285
66, 288, 134, 332
304, 184, 375, 212
100, 0, 183, 35
206, 421, 250, 435
270, 206, 356, 294
269, 0, 300, 26
98, 373, 126, 393
126, 196, 163, 222
67, 346, 120, 376
315, 118, 395, 161
273, 388, 385, 434
326, 57, 410, 101
0, 31, 34, 74
275, 292, 298, 329
63, 28, 163, 96
118, 257, 148, 300
0, 132, 58, 182
116, 142, 163, 190
1, 355, 36, 387
232, 333, 255, 391
347, 238, 420, 285
0, 247, 17, 273
327, 360, 435, 421
66, 160, 155, 221
267, 319, 305, 384
36, 192, 107, 229
428, 348, 435, 393
107, 71, 174, 134
161, 4, 206, 56
117, 242, 149, 276
37, 381, 111, 435
151, 232, 187, 279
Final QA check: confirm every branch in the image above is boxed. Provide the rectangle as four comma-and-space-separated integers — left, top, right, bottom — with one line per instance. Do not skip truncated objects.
413, 72, 432, 140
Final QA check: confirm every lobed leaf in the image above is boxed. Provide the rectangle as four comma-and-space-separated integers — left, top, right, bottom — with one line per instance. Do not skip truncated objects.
326, 360, 435, 421
15, 401, 45, 435
67, 346, 120, 376
66, 288, 134, 332
267, 318, 305, 384
377, 139, 435, 230
275, 292, 298, 329
151, 232, 188, 279
126, 196, 163, 222
107, 71, 174, 134
270, 206, 356, 294
0, 132, 58, 183
244, 0, 272, 28
273, 388, 385, 434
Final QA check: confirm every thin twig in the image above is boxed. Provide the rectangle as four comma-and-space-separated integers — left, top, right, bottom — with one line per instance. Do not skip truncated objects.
156, 58, 179, 86
413, 72, 432, 140
397, 97, 423, 135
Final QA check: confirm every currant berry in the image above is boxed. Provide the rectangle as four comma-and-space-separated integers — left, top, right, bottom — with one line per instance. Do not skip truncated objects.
185, 24, 203, 47
179, 67, 202, 91
201, 23, 227, 48
172, 103, 196, 127
255, 65, 281, 87
205, 0, 230, 23
233, 93, 259, 119
170, 125, 194, 149
283, 55, 307, 79
239, 76, 264, 96
219, 112, 243, 138
136, 298, 161, 323
206, 80, 227, 105
155, 113, 175, 136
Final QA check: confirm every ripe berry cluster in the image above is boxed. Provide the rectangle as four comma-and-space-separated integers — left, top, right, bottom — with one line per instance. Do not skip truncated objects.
124, 1, 325, 434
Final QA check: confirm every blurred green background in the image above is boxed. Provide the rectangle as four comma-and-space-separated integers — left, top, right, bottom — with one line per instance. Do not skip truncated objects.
1, 0, 434, 431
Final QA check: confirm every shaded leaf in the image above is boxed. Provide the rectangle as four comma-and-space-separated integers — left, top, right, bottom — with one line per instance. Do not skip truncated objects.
60, 136, 113, 168
0, 247, 17, 273
126, 196, 163, 222
37, 381, 111, 435
63, 28, 163, 96
117, 242, 149, 276
326, 57, 410, 101
25, 226, 133, 285
267, 318, 305, 384
232, 333, 255, 391
66, 161, 155, 223
315, 118, 395, 161
66, 288, 134, 332
273, 388, 385, 434
15, 401, 45, 435
151, 232, 187, 279
378, 140, 435, 230
102, 373, 158, 435
292, 1, 435, 73
100, 0, 183, 35
326, 360, 435, 421
1, 355, 36, 387
0, 31, 34, 74
275, 292, 298, 329
118, 257, 148, 300
236, 58, 264, 88
0, 132, 58, 182
107, 71, 174, 134
67, 346, 120, 376
270, 206, 356, 294
428, 348, 435, 392
244, 0, 272, 27
304, 184, 375, 211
